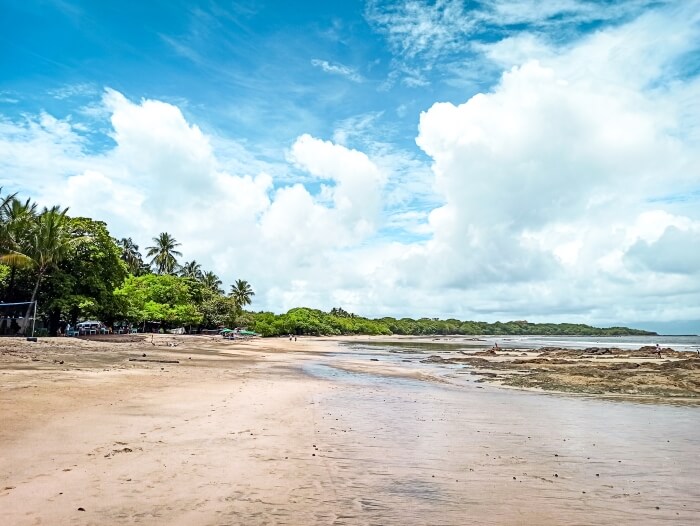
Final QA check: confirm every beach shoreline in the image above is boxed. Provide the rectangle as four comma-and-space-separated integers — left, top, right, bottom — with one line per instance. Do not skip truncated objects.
1, 334, 699, 524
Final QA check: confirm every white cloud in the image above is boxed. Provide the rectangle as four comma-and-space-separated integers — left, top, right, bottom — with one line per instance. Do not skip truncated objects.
483, 0, 662, 27
416, 60, 681, 229
310, 59, 364, 82
331, 111, 384, 146
0, 112, 89, 194
0, 91, 19, 104
104, 88, 216, 194
288, 134, 385, 229
366, 0, 682, 89
365, 0, 474, 60
1, 1, 700, 327
63, 169, 144, 227
48, 82, 99, 100
401, 6, 700, 323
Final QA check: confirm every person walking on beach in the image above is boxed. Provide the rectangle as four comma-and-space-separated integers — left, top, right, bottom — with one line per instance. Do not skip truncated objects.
655, 343, 662, 358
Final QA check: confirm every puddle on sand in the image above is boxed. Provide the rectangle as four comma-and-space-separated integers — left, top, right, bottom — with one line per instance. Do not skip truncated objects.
301, 352, 700, 525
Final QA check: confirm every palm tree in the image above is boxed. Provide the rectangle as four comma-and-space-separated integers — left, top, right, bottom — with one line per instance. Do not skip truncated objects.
0, 206, 85, 333
180, 260, 203, 280
118, 237, 143, 275
230, 279, 255, 308
0, 188, 17, 233
0, 186, 18, 215
145, 232, 182, 274
1, 196, 38, 300
201, 271, 223, 294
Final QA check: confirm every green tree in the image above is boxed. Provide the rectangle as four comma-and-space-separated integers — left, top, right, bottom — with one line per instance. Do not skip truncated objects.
115, 274, 203, 327
0, 196, 38, 301
199, 293, 238, 328
201, 271, 223, 294
230, 279, 255, 308
118, 237, 144, 275
146, 232, 182, 274
38, 217, 128, 331
0, 206, 86, 333
180, 260, 203, 280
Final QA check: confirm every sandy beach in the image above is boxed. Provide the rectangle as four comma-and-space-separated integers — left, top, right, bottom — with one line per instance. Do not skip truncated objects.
1, 335, 699, 525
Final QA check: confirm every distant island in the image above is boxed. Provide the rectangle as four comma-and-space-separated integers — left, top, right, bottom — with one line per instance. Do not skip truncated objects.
244, 307, 657, 337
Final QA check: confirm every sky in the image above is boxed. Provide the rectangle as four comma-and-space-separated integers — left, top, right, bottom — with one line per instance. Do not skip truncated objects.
1, 0, 699, 333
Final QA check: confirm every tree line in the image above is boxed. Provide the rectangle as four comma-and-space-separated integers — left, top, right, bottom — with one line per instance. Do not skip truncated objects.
0, 189, 253, 335
245, 308, 654, 337
0, 188, 655, 337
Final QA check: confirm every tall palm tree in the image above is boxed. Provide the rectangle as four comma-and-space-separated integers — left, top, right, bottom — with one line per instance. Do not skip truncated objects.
118, 237, 143, 275
4, 197, 38, 235
200, 271, 223, 294
230, 279, 255, 308
145, 232, 182, 274
180, 260, 203, 280
0, 206, 85, 333
1, 196, 38, 300
0, 186, 18, 217
0, 188, 14, 271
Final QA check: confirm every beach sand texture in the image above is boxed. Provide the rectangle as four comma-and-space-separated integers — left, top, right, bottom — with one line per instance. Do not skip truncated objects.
1, 335, 699, 525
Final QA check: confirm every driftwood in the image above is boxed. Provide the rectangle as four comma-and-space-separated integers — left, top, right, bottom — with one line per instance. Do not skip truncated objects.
128, 358, 180, 364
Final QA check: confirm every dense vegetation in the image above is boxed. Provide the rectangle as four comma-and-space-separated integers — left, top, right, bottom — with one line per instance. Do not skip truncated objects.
0, 189, 248, 335
0, 189, 656, 337
245, 308, 654, 337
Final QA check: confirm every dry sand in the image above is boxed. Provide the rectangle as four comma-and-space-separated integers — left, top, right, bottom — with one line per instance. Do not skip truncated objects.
1, 335, 698, 525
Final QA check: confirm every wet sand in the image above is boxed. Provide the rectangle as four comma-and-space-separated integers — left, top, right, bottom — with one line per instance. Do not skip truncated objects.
1, 335, 699, 524
416, 346, 700, 402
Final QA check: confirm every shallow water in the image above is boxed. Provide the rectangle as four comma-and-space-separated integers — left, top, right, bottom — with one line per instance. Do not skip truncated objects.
342, 335, 700, 353
493, 335, 700, 352
300, 344, 700, 525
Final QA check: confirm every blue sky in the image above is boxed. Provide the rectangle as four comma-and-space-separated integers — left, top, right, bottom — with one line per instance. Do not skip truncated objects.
1, 0, 699, 332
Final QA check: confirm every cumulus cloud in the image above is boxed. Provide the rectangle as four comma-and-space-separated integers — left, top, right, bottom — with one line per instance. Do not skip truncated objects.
417, 60, 681, 228
402, 6, 700, 323
104, 88, 216, 194
289, 134, 384, 230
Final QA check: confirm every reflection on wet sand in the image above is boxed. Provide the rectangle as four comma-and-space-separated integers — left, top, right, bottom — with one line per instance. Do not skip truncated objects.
301, 346, 699, 525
